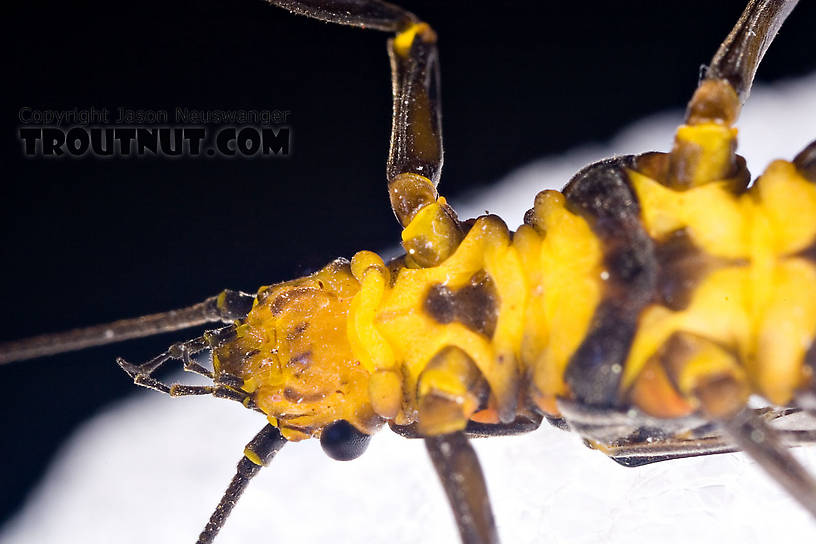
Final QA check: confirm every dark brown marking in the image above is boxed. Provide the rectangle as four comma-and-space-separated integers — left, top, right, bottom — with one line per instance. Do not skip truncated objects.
633, 152, 669, 184
243, 349, 261, 360
654, 228, 743, 311
286, 322, 309, 342
794, 140, 816, 183
269, 287, 316, 315
635, 150, 750, 193
797, 240, 816, 263
286, 351, 312, 369
425, 284, 456, 324
282, 386, 325, 404
806, 341, 816, 386
659, 332, 700, 386
658, 332, 747, 418
283, 387, 302, 403
563, 156, 639, 237
562, 157, 657, 407
386, 255, 407, 288
423, 271, 498, 338
255, 285, 275, 304
209, 324, 254, 379
455, 271, 497, 335
275, 422, 313, 436
522, 207, 537, 229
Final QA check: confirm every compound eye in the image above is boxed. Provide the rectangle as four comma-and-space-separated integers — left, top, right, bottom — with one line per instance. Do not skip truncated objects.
320, 420, 371, 461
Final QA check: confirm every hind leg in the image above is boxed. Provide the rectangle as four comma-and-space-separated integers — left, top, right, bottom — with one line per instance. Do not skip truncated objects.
628, 331, 816, 518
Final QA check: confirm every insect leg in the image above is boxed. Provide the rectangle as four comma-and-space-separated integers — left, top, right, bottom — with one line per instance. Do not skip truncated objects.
269, 1, 461, 267
387, 17, 462, 268
652, 0, 800, 189
267, 1, 441, 186
702, 0, 799, 105
462, 413, 544, 438
116, 333, 212, 388
672, 341, 816, 520
716, 407, 816, 519
268, 0, 416, 32
794, 140, 816, 183
389, 413, 544, 439
197, 424, 287, 544
603, 428, 816, 467
425, 431, 500, 544
116, 327, 248, 404
588, 408, 816, 468
0, 289, 254, 365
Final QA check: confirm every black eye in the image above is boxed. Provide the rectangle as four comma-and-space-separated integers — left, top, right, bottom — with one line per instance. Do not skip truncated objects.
320, 420, 371, 461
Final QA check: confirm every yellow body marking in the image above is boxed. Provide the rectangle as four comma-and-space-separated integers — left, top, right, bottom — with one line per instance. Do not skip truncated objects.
627, 158, 816, 406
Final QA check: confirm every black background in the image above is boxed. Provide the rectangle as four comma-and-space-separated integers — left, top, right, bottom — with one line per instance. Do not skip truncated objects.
2, 0, 815, 528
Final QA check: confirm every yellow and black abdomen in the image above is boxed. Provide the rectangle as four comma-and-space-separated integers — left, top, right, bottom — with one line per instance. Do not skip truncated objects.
627, 147, 816, 412
555, 140, 816, 418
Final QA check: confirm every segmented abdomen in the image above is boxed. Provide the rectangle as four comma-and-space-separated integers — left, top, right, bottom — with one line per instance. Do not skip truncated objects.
371, 143, 816, 425
554, 144, 816, 415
